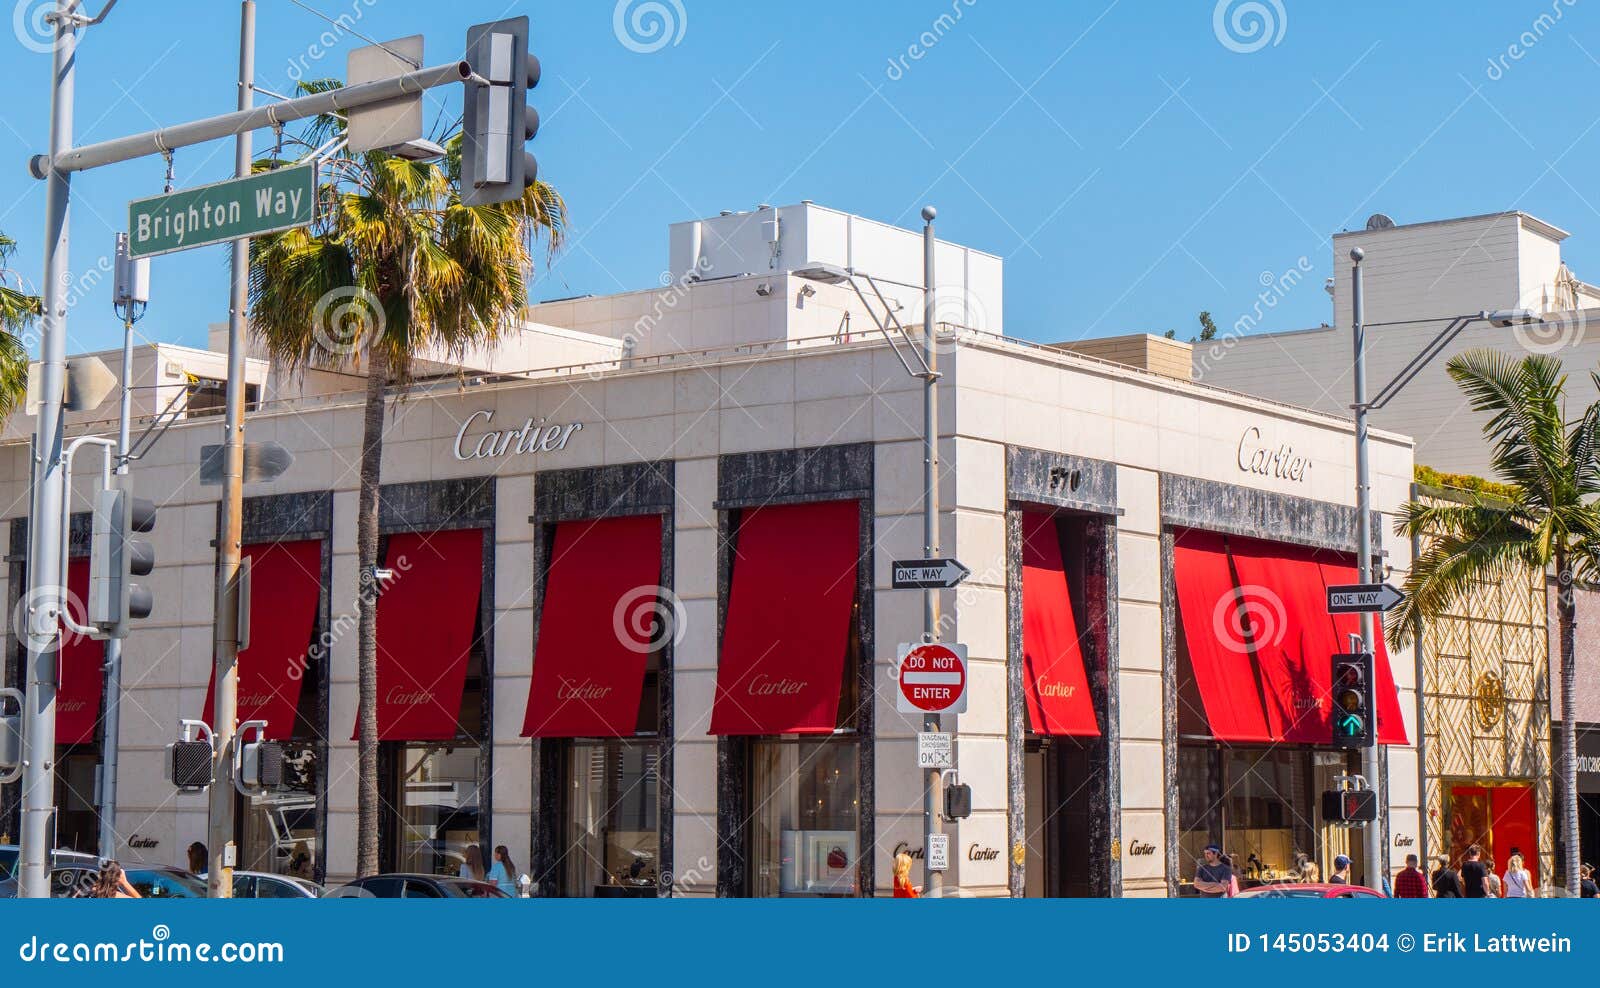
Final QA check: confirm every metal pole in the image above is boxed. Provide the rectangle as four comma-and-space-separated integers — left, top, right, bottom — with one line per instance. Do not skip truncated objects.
206, 0, 253, 898
1349, 246, 1385, 889
920, 205, 943, 898
95, 299, 134, 857
18, 0, 77, 900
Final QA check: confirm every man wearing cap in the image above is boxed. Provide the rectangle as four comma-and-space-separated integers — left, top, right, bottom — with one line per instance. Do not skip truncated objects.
1328, 854, 1352, 884
1193, 844, 1233, 897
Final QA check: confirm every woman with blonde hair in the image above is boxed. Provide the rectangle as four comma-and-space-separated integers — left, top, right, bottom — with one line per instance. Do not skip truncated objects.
1501, 852, 1533, 898
892, 851, 920, 898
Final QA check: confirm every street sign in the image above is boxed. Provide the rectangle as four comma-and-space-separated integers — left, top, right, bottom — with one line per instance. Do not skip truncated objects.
926, 833, 950, 871
892, 557, 971, 590
199, 441, 295, 486
128, 164, 317, 258
346, 36, 425, 154
917, 731, 953, 770
1326, 582, 1404, 614
896, 642, 968, 715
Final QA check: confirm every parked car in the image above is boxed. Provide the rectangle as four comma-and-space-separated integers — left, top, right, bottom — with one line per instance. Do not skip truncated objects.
327, 874, 510, 899
232, 871, 321, 898
0, 846, 101, 898
47, 864, 208, 899
1234, 882, 1387, 899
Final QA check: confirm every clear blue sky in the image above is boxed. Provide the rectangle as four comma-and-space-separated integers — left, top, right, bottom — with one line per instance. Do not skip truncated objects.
1, 0, 1597, 355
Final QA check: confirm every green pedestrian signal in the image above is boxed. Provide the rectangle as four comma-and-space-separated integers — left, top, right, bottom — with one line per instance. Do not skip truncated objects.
1331, 652, 1374, 749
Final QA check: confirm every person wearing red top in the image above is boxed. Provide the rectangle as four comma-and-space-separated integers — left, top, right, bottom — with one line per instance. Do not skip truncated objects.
1393, 853, 1429, 898
893, 851, 921, 898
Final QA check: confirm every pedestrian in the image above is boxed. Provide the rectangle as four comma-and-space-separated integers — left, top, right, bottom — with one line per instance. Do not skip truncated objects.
892, 851, 920, 898
1580, 864, 1598, 899
91, 861, 141, 899
287, 841, 313, 880
1460, 844, 1489, 898
1294, 852, 1320, 883
1328, 854, 1352, 885
1484, 857, 1502, 898
459, 843, 487, 883
487, 845, 517, 897
1501, 853, 1533, 898
185, 841, 207, 876
1431, 856, 1465, 898
1393, 853, 1428, 898
1192, 844, 1233, 898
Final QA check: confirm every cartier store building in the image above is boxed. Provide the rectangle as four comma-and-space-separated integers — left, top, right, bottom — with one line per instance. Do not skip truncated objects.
0, 205, 1420, 896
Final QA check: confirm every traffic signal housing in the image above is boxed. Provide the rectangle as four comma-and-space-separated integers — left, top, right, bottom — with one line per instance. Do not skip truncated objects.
461, 15, 540, 206
88, 486, 155, 639
1320, 787, 1378, 824
1331, 651, 1375, 749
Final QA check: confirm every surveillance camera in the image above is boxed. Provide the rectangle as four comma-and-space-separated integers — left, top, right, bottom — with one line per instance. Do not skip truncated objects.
755, 282, 773, 297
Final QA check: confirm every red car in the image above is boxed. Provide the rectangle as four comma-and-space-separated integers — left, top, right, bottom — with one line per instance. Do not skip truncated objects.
1234, 882, 1387, 899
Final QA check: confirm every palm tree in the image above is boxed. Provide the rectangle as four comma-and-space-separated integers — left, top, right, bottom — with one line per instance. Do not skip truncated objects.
1388, 349, 1600, 896
248, 86, 566, 876
0, 231, 40, 416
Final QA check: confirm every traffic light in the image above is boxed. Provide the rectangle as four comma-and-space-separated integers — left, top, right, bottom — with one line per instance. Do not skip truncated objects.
235, 721, 284, 791
944, 782, 973, 821
1321, 787, 1378, 823
461, 15, 540, 206
1331, 652, 1375, 749
88, 485, 156, 639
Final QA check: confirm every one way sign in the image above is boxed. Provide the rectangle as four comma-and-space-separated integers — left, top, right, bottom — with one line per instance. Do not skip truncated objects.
1325, 582, 1404, 614
892, 558, 971, 590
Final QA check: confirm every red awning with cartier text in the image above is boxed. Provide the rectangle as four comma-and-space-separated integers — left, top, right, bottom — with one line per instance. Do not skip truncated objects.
57, 558, 104, 746
357, 528, 484, 742
1172, 530, 1274, 743
709, 500, 859, 736
203, 540, 322, 740
523, 514, 664, 737
1225, 537, 1337, 744
1020, 512, 1100, 736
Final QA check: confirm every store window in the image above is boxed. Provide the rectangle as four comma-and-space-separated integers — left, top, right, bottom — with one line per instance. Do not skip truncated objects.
394, 742, 485, 876
238, 742, 318, 878
749, 738, 860, 897
564, 740, 660, 896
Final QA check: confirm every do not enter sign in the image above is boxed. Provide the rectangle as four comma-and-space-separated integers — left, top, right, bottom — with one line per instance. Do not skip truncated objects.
896, 642, 968, 714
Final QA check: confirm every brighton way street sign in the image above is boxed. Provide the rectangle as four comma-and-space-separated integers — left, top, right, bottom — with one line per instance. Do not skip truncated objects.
1325, 582, 1404, 614
128, 163, 318, 258
896, 642, 968, 715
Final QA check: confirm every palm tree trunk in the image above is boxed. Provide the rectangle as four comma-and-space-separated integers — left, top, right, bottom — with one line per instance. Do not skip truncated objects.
356, 347, 389, 877
1556, 557, 1580, 896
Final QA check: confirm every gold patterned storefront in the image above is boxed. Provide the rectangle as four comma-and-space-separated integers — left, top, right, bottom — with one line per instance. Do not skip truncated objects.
1414, 489, 1555, 887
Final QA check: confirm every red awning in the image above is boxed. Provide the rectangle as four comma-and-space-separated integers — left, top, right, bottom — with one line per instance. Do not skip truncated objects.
203, 540, 322, 740
523, 514, 663, 738
357, 528, 484, 742
709, 500, 859, 736
1020, 512, 1100, 736
1172, 530, 1273, 743
1318, 559, 1410, 745
1225, 537, 1336, 744
57, 558, 104, 746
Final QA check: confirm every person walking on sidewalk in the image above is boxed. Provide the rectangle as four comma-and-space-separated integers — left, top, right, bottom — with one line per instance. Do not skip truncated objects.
892, 851, 920, 898
1501, 853, 1533, 898
1580, 864, 1598, 898
1461, 845, 1489, 898
90, 861, 141, 899
1431, 857, 1465, 898
487, 845, 518, 897
1393, 854, 1428, 898
1328, 854, 1352, 885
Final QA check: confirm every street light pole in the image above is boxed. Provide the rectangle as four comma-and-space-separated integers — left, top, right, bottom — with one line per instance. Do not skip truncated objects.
920, 205, 943, 898
1349, 246, 1385, 889
206, 0, 254, 898
17, 0, 78, 900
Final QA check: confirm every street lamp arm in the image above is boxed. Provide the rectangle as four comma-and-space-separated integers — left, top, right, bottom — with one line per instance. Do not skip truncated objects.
1363, 309, 1545, 411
